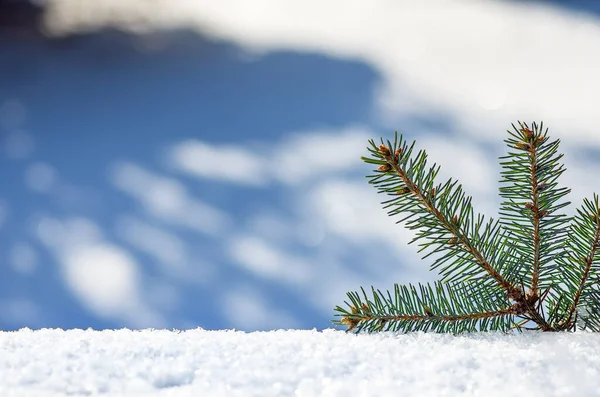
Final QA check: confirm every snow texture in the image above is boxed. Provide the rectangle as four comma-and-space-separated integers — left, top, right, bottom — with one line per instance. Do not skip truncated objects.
1, 329, 600, 396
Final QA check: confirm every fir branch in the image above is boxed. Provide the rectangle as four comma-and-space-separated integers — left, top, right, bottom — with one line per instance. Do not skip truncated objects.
549, 195, 600, 330
334, 121, 600, 333
498, 122, 570, 298
333, 281, 516, 333
578, 286, 600, 331
363, 135, 520, 298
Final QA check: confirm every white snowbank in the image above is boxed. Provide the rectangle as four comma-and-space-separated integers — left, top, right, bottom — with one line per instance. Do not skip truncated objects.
1, 329, 599, 396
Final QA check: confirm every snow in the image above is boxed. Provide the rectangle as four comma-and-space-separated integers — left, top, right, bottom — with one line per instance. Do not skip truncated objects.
1, 329, 599, 396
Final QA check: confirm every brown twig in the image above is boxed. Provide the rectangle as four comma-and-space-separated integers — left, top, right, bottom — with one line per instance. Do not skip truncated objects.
524, 125, 542, 299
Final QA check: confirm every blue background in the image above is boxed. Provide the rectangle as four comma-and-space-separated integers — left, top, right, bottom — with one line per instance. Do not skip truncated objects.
1, 0, 599, 331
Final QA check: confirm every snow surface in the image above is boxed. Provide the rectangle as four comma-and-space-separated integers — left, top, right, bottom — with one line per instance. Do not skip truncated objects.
1, 329, 600, 396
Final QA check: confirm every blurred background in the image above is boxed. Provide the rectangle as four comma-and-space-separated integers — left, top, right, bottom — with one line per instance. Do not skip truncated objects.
1, 0, 600, 331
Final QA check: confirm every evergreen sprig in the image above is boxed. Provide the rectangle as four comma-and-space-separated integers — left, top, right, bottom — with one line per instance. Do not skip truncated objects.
333, 122, 600, 333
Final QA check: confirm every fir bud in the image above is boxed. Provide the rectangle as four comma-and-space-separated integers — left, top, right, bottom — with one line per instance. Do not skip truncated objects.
525, 289, 539, 306
590, 214, 598, 223
515, 142, 531, 150
507, 288, 522, 301
378, 144, 391, 157
513, 302, 526, 316
377, 164, 392, 172
378, 319, 388, 331
341, 305, 362, 331
536, 135, 544, 145
429, 188, 436, 198
395, 147, 402, 158
452, 215, 459, 225
539, 210, 548, 218
424, 306, 434, 317
361, 303, 371, 313
447, 237, 459, 246
537, 182, 549, 192
525, 202, 534, 210
521, 127, 534, 141
396, 187, 410, 195
341, 316, 360, 331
